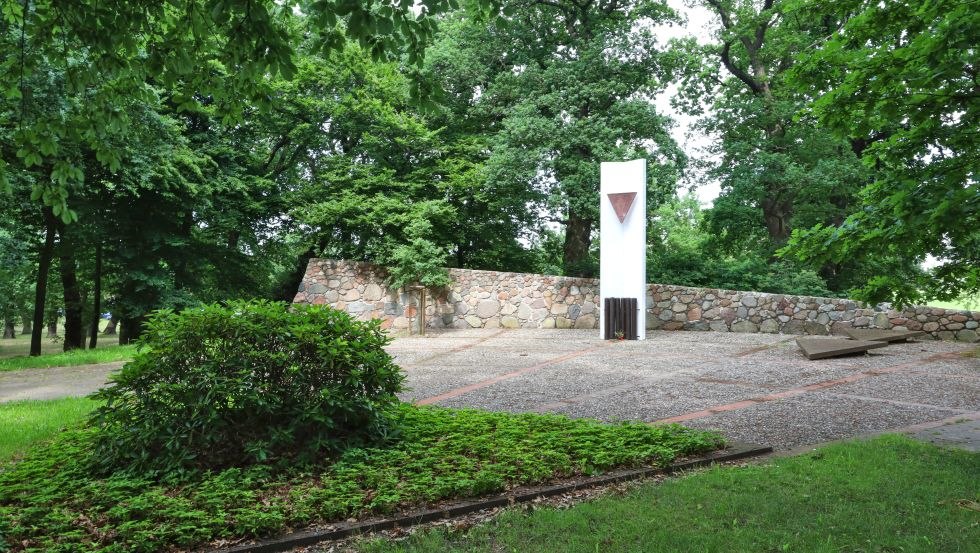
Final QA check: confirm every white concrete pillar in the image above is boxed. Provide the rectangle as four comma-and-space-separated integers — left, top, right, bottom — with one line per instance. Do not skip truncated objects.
599, 159, 647, 339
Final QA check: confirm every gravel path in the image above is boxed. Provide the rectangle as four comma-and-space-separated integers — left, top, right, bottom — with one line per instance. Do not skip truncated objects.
0, 362, 124, 402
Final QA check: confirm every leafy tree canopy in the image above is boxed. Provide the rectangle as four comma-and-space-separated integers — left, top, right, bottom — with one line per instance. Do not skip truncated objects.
0, 0, 497, 221
783, 0, 979, 305
437, 0, 686, 276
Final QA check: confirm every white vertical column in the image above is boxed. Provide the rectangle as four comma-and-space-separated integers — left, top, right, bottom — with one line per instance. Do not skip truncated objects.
599, 159, 647, 340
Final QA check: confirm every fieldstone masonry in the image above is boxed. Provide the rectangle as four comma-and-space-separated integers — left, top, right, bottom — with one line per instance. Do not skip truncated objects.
294, 259, 980, 342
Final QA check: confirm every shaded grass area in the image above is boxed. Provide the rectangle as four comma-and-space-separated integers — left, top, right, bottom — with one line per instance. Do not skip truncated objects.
925, 293, 979, 312
0, 344, 137, 372
360, 435, 980, 553
0, 405, 723, 552
0, 398, 99, 462
0, 320, 119, 360
0, 331, 69, 359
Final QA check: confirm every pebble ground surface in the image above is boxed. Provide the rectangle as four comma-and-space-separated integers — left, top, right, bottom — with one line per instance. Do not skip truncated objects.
389, 329, 978, 450
2, 329, 977, 451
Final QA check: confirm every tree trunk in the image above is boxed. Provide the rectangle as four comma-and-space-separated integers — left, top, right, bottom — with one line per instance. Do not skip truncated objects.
30, 208, 57, 356
103, 314, 118, 335
46, 316, 58, 337
119, 315, 145, 345
3, 320, 14, 339
20, 315, 31, 335
761, 195, 793, 244
57, 221, 84, 351
273, 248, 316, 302
562, 210, 595, 277
89, 244, 102, 349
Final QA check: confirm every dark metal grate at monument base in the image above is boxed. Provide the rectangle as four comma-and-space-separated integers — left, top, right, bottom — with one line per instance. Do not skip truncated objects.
604, 297, 638, 340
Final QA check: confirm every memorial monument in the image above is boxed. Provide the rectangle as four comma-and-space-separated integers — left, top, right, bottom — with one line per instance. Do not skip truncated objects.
599, 159, 647, 340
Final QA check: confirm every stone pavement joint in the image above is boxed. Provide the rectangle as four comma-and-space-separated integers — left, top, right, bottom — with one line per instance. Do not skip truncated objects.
415, 340, 617, 406
398, 328, 510, 368
654, 351, 959, 425
820, 391, 977, 414
735, 336, 797, 357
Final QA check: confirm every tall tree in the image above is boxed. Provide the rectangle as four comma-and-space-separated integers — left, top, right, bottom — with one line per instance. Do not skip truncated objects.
284, 45, 471, 276
783, 0, 979, 305
433, 1, 685, 276
0, 0, 501, 219
678, 0, 922, 293
690, 0, 864, 243
0, 225, 34, 339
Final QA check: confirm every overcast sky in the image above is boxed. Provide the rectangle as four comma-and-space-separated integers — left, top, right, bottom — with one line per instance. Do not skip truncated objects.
653, 0, 721, 206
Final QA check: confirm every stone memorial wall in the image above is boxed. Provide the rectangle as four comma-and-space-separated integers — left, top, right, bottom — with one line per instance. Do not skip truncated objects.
293, 259, 980, 342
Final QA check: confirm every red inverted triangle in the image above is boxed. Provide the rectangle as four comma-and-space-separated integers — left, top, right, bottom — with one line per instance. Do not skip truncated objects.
607, 192, 637, 223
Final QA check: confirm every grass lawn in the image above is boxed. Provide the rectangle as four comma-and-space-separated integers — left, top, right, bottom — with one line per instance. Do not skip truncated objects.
0, 398, 99, 461
359, 435, 980, 553
924, 293, 979, 312
0, 344, 137, 372
0, 319, 128, 361
0, 405, 723, 552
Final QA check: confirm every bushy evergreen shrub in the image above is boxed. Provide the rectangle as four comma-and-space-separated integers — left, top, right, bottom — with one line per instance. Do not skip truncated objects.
89, 300, 404, 475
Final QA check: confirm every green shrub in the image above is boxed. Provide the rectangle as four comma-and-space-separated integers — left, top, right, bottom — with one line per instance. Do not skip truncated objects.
89, 300, 404, 476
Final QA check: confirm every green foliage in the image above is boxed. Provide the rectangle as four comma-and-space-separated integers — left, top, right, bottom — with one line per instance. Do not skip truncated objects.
285, 44, 533, 275
652, 255, 834, 297
648, 194, 834, 296
89, 300, 404, 475
388, 238, 452, 290
358, 435, 980, 552
677, 0, 919, 295
434, 1, 685, 275
0, 227, 33, 328
1, 0, 495, 219
0, 404, 722, 552
783, 0, 980, 305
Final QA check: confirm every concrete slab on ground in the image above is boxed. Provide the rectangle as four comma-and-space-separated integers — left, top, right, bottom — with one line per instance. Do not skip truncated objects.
796, 336, 889, 360
907, 416, 980, 452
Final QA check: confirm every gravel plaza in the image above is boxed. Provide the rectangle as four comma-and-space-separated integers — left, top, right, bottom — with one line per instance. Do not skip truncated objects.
389, 329, 979, 451
2, 328, 977, 451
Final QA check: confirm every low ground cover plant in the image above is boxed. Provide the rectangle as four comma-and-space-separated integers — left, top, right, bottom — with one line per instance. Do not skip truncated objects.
0, 398, 98, 461
0, 405, 722, 552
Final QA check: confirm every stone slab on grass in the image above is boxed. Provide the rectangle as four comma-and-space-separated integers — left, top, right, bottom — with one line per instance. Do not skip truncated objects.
841, 328, 928, 343
908, 417, 980, 452
796, 337, 889, 360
